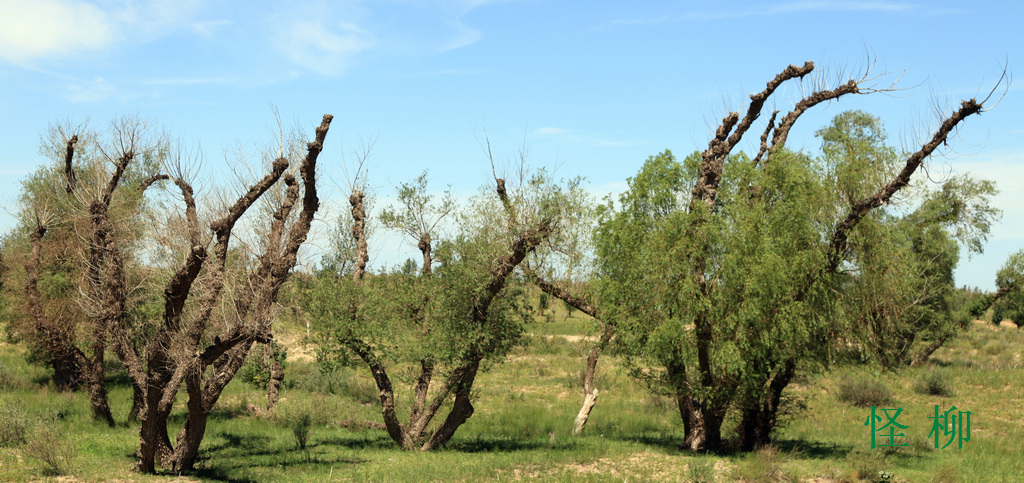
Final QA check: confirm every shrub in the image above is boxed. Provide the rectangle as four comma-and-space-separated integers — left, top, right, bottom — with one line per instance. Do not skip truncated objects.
537, 292, 550, 313
835, 375, 893, 407
913, 368, 955, 397
0, 398, 30, 447
292, 412, 312, 450
0, 362, 14, 390
24, 422, 77, 476
239, 341, 287, 390
289, 364, 378, 404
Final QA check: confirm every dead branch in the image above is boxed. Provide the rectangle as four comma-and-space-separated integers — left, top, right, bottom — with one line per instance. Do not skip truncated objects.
828, 99, 984, 271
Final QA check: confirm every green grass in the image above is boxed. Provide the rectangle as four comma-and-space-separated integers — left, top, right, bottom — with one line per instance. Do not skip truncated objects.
1, 318, 1022, 481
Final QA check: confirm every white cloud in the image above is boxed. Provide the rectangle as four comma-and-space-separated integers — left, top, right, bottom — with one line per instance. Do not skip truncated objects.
0, 0, 210, 66
611, 1, 933, 26
0, 0, 113, 64
274, 20, 371, 75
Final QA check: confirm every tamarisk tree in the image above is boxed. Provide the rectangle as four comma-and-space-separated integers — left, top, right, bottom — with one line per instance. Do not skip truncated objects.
3, 119, 164, 422
126, 114, 332, 472
598, 60, 1003, 451
20, 114, 334, 473
309, 164, 583, 450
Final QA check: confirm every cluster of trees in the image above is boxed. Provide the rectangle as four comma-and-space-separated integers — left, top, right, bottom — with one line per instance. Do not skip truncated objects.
1, 114, 333, 472
305, 61, 1009, 454
1, 60, 1018, 474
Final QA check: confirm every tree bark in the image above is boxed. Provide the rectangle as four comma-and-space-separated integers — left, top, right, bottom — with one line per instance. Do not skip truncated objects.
266, 358, 284, 411
738, 359, 796, 451
422, 358, 480, 450
86, 340, 114, 426
24, 223, 87, 392
572, 323, 614, 434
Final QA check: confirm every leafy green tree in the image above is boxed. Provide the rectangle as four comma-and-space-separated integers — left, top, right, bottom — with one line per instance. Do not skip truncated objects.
310, 166, 582, 450
976, 250, 1024, 324
840, 173, 998, 368
595, 61, 995, 451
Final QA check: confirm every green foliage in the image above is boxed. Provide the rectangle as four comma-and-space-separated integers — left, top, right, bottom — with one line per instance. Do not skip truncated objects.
24, 420, 78, 476
291, 412, 312, 450
239, 341, 287, 390
835, 375, 893, 407
537, 291, 550, 312
291, 364, 379, 404
0, 397, 30, 447
598, 148, 835, 430
913, 367, 955, 397
989, 250, 1024, 325
1, 118, 168, 380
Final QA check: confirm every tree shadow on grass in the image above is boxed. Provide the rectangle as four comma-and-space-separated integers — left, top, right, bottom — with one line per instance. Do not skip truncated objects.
314, 433, 399, 450
181, 466, 256, 483
204, 429, 274, 455
316, 432, 578, 453
605, 432, 685, 452
771, 439, 854, 459
447, 436, 575, 453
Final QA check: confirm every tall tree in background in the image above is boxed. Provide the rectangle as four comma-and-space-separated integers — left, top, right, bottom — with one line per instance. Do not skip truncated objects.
1, 119, 165, 423
973, 250, 1024, 324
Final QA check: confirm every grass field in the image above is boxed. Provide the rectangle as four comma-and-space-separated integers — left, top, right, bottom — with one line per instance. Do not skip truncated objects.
1, 308, 1022, 482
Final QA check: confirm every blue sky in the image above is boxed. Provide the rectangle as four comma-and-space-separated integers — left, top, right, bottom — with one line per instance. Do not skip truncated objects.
1, 0, 1021, 289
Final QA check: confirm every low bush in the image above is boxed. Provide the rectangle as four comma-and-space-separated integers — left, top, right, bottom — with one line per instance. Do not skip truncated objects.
835, 375, 893, 407
913, 368, 955, 397
288, 364, 378, 404
292, 412, 312, 450
24, 421, 77, 476
732, 445, 794, 482
0, 398, 30, 447
845, 449, 890, 483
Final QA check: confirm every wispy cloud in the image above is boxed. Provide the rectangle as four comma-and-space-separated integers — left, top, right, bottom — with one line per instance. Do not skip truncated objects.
192, 19, 231, 37
64, 76, 117, 102
610, 1, 940, 26
274, 20, 371, 76
140, 77, 239, 86
534, 127, 567, 135
438, 19, 482, 53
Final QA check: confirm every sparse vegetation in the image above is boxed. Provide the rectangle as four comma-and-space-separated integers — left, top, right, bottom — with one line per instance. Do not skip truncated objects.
23, 420, 77, 476
913, 367, 955, 397
0, 58, 1017, 482
0, 317, 1019, 481
0, 398, 29, 447
836, 374, 895, 407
